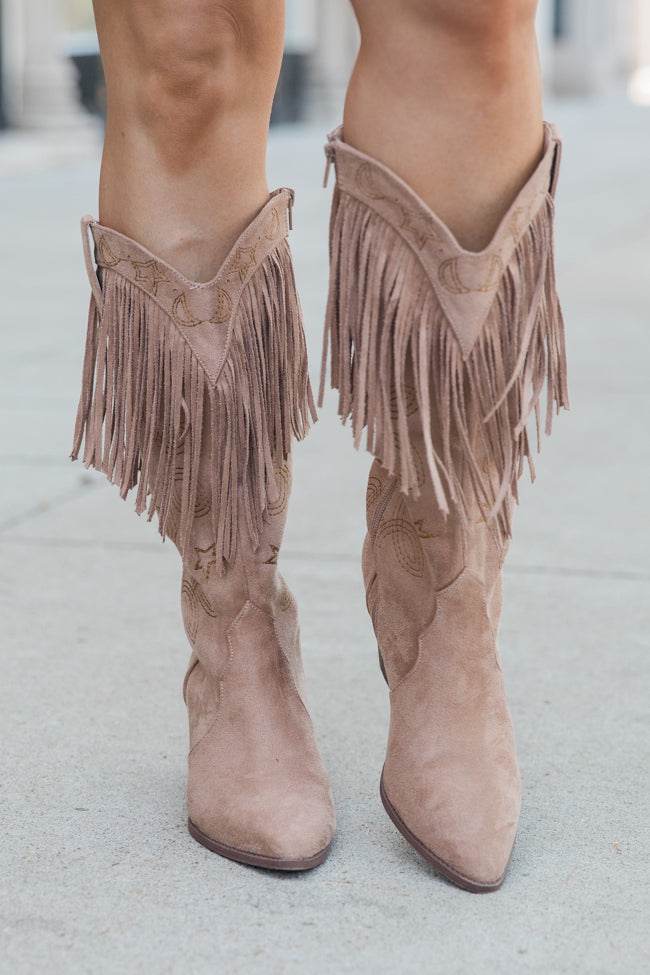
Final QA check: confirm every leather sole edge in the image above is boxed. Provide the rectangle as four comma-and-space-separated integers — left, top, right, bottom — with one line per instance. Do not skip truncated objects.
379, 772, 510, 893
187, 818, 332, 872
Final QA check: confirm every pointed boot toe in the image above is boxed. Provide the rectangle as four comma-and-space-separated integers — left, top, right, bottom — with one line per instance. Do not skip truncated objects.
188, 783, 335, 871
72, 192, 334, 872
321, 125, 567, 890
185, 600, 336, 871
380, 765, 519, 892
379, 569, 521, 892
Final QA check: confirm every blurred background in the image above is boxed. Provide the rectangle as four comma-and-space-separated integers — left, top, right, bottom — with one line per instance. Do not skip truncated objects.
0, 0, 650, 131
1, 2, 648, 973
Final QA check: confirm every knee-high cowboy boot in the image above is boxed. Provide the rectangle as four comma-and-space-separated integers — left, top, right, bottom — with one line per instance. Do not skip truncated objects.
72, 190, 335, 870
321, 125, 568, 891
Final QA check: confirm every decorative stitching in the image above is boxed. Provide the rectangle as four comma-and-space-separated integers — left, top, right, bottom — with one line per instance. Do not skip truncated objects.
181, 575, 218, 644
194, 543, 218, 580
267, 463, 291, 516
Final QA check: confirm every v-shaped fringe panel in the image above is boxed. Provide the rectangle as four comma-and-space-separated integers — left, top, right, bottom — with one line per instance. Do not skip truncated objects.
71, 190, 315, 569
321, 124, 569, 540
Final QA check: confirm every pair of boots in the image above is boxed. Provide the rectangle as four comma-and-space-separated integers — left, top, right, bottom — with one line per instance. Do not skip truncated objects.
71, 123, 567, 891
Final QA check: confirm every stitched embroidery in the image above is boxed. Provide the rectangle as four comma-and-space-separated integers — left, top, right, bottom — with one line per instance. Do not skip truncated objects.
229, 245, 258, 284
355, 162, 387, 200
264, 544, 279, 566
438, 254, 504, 295
194, 543, 218, 580
172, 292, 203, 328
131, 259, 169, 296
267, 463, 291, 516
97, 235, 120, 267
366, 475, 383, 513
181, 575, 218, 643
265, 208, 281, 241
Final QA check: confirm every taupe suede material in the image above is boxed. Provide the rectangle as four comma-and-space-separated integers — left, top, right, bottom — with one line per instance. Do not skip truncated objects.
385, 568, 519, 883
73, 190, 316, 569
325, 126, 567, 889
180, 455, 335, 863
322, 123, 568, 541
363, 411, 519, 886
72, 193, 335, 867
364, 440, 518, 884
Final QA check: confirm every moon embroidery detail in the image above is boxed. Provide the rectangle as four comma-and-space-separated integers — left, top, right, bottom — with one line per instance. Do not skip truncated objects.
355, 162, 387, 200
172, 292, 203, 328
97, 236, 120, 267
438, 254, 504, 295
208, 288, 233, 325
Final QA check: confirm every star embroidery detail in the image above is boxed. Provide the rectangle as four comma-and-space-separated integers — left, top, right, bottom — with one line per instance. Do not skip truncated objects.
194, 544, 217, 580
230, 246, 257, 283
397, 205, 441, 249
131, 259, 169, 296
264, 208, 281, 241
264, 544, 279, 566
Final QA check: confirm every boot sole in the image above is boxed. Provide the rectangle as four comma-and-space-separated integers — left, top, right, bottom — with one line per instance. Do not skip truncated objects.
187, 818, 332, 872
380, 772, 509, 893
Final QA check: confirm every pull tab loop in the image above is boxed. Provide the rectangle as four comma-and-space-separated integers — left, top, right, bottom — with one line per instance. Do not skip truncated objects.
323, 126, 341, 188
81, 215, 104, 311
323, 144, 335, 189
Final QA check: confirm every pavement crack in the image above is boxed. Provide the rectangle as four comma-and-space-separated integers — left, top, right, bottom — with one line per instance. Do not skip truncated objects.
0, 535, 647, 581
0, 479, 101, 534
504, 563, 650, 582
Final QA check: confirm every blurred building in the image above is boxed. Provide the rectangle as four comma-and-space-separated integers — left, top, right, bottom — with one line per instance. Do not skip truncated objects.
1, 0, 650, 129
0, 0, 89, 128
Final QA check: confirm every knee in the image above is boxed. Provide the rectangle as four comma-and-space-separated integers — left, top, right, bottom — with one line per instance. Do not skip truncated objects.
138, 2, 258, 116
128, 1, 282, 146
405, 0, 538, 72
428, 0, 539, 84
417, 0, 538, 36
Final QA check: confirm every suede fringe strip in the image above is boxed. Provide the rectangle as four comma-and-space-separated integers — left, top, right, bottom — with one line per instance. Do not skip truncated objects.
320, 135, 569, 540
71, 206, 315, 569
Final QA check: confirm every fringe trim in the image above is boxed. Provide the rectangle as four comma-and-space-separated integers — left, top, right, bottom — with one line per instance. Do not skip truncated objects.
71, 237, 315, 568
322, 187, 569, 540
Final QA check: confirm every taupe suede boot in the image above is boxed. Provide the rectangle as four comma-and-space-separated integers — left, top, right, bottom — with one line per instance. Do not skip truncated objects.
322, 125, 568, 891
72, 190, 335, 870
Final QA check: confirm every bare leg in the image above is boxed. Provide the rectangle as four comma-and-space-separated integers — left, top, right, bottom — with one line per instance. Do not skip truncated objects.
76, 1, 336, 871
92, 0, 284, 281
344, 0, 543, 251
327, 0, 566, 892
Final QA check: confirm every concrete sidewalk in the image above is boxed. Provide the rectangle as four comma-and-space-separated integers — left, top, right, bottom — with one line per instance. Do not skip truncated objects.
1, 94, 648, 975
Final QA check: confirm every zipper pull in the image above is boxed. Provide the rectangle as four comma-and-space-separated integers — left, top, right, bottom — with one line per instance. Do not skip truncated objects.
323, 143, 336, 189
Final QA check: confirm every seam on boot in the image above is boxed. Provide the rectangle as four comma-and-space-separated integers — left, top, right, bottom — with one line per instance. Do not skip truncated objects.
388, 565, 488, 694
242, 553, 313, 717
186, 601, 247, 756
244, 597, 312, 720
182, 655, 200, 705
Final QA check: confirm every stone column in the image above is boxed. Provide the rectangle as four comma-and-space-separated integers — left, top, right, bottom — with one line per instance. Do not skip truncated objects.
536, 0, 555, 88
628, 0, 650, 104
309, 0, 359, 120
552, 0, 630, 94
5, 0, 86, 127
